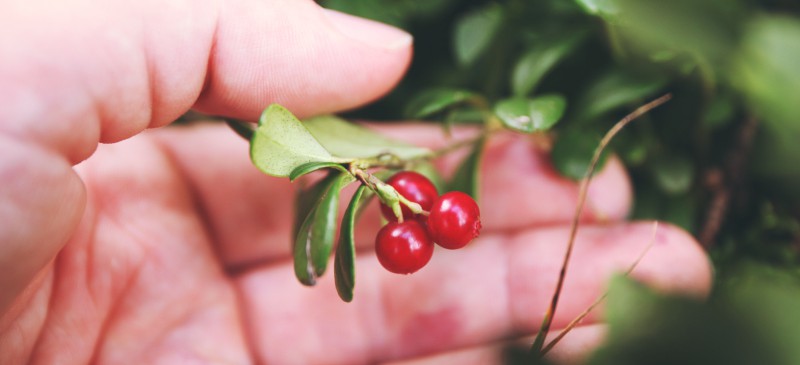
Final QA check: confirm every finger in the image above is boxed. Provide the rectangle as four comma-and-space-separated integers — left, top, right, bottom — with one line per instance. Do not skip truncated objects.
236, 222, 712, 364
17, 136, 250, 365
382, 324, 607, 365
0, 0, 410, 316
3, 0, 411, 151
152, 122, 631, 269
545, 325, 607, 365
194, 1, 413, 121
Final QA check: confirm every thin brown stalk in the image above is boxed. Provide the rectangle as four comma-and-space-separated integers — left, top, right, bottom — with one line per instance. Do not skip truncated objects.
530, 94, 673, 356
540, 222, 660, 355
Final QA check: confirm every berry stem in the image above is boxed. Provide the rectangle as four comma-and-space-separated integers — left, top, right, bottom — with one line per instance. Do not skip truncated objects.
350, 167, 430, 222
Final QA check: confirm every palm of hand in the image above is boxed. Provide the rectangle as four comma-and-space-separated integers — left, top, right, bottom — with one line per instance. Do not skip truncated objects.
2, 123, 710, 365
0, 2, 710, 362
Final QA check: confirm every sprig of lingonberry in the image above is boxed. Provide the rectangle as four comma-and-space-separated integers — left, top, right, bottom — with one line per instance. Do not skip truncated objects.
226, 90, 670, 359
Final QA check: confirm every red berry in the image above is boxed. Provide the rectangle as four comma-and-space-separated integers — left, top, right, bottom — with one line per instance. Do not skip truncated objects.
427, 191, 481, 249
375, 220, 434, 274
379, 171, 438, 222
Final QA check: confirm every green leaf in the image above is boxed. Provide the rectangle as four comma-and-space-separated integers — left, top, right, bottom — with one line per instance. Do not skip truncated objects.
576, 0, 742, 67
449, 138, 486, 201
303, 115, 431, 159
404, 88, 478, 119
732, 16, 800, 135
293, 172, 355, 285
573, 0, 619, 16
720, 265, 800, 365
334, 185, 367, 302
512, 32, 586, 96
453, 4, 504, 66
293, 173, 338, 241
576, 69, 668, 122
650, 154, 694, 195
701, 93, 736, 129
289, 162, 348, 182
551, 128, 609, 180
589, 274, 787, 365
250, 104, 337, 177
728, 16, 800, 193
494, 94, 567, 133
292, 175, 336, 285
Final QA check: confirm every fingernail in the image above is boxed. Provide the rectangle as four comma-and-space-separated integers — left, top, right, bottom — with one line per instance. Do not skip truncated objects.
322, 9, 413, 50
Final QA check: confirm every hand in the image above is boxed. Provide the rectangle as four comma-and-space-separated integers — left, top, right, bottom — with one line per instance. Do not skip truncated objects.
0, 0, 711, 364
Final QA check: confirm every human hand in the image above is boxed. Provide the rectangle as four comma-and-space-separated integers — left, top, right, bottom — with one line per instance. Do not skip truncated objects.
0, 0, 711, 364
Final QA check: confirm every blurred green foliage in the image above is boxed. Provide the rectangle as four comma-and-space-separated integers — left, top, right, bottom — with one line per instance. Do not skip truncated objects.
324, 0, 800, 361
588, 272, 800, 365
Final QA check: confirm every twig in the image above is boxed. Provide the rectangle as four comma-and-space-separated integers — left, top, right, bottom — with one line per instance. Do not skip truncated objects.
530, 94, 673, 356
699, 116, 758, 247
540, 222, 660, 355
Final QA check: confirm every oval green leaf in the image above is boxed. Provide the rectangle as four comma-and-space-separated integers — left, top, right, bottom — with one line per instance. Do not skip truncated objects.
574, 0, 619, 16
551, 128, 609, 180
334, 184, 367, 302
250, 104, 337, 177
289, 162, 348, 182
650, 154, 694, 195
293, 173, 337, 242
454, 3, 504, 66
575, 69, 668, 122
449, 138, 486, 201
303, 115, 431, 159
293, 172, 355, 285
494, 94, 567, 133
404, 88, 478, 119
292, 174, 340, 285
512, 32, 586, 97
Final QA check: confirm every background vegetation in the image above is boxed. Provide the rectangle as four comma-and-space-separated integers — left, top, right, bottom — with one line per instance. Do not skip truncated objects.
321, 0, 800, 363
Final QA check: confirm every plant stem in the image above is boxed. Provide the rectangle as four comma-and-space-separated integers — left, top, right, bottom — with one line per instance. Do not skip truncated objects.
539, 222, 660, 355
355, 128, 496, 171
530, 94, 672, 357
350, 167, 427, 221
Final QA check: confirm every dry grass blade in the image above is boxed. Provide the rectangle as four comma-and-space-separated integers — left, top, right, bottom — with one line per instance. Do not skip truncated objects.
540, 222, 660, 355
530, 94, 673, 355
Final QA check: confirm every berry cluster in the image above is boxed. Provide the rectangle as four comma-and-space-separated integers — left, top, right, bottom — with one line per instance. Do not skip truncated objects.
375, 171, 482, 274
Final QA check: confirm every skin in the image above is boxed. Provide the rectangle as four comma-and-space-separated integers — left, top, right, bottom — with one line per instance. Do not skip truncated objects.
0, 0, 713, 364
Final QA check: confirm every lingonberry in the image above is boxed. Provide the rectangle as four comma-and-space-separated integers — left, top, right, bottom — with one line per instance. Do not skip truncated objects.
375, 220, 434, 274
427, 191, 481, 249
379, 171, 438, 222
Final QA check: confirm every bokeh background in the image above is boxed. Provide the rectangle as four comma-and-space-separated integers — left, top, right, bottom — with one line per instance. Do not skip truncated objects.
320, 0, 800, 363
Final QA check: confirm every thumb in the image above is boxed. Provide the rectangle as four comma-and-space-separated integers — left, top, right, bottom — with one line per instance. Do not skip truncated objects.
0, 0, 410, 318
195, 1, 413, 120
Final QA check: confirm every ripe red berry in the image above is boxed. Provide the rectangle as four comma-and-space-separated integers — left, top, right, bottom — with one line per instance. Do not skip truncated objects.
427, 191, 481, 249
375, 220, 434, 274
379, 171, 438, 222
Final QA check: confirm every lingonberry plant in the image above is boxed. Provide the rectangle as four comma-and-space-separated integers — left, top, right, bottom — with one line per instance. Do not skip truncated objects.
225, 93, 670, 359
216, 0, 800, 361
226, 87, 566, 303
